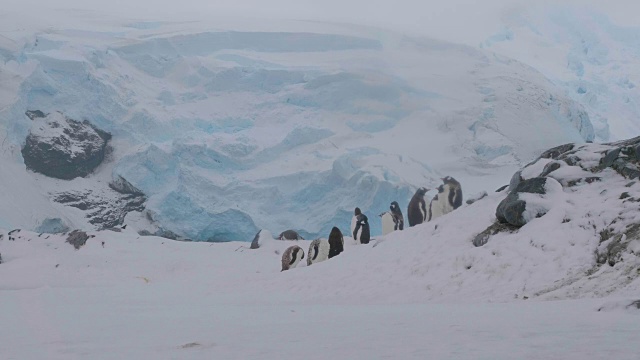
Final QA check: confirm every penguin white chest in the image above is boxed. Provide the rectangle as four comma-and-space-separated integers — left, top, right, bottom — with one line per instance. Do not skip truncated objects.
380, 212, 395, 236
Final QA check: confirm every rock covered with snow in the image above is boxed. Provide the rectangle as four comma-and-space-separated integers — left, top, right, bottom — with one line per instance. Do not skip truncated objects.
496, 177, 563, 227
477, 136, 640, 273
21, 111, 112, 180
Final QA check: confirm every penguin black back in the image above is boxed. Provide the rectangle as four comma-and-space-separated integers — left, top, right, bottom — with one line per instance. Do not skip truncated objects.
390, 201, 404, 231
328, 227, 344, 258
353, 213, 371, 244
407, 187, 428, 227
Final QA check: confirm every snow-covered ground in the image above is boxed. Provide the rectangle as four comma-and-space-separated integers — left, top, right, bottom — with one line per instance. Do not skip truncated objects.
1, 194, 639, 359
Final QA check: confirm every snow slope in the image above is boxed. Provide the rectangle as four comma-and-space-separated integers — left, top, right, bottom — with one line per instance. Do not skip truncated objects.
1, 172, 639, 358
0, 15, 597, 240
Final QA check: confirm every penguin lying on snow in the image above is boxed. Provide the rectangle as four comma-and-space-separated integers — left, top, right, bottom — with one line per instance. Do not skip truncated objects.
307, 238, 330, 266
281, 245, 305, 271
407, 187, 429, 227
428, 176, 463, 221
278, 230, 304, 241
307, 227, 345, 266
380, 201, 404, 236
352, 209, 371, 244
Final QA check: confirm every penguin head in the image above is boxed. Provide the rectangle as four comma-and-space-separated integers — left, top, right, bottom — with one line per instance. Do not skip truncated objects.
354, 207, 362, 216
416, 187, 428, 196
441, 176, 461, 187
390, 201, 399, 211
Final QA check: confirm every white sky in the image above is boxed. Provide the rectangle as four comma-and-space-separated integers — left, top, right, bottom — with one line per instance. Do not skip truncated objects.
3, 0, 640, 44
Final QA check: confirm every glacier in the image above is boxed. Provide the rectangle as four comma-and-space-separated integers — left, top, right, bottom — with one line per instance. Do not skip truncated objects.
480, 6, 640, 142
0, 17, 601, 241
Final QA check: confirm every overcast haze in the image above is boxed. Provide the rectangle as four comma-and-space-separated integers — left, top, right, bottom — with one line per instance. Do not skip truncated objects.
3, 0, 640, 44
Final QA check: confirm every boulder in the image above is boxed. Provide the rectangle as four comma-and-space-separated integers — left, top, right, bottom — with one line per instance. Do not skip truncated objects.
66, 230, 91, 250
496, 177, 561, 227
21, 111, 111, 180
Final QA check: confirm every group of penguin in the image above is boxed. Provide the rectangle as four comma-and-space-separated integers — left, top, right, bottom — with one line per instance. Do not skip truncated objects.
280, 176, 463, 271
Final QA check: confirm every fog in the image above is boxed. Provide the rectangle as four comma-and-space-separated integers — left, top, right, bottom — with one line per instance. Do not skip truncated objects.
3, 0, 639, 44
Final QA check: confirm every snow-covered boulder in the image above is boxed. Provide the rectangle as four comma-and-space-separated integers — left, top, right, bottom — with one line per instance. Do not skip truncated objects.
477, 135, 640, 270
496, 177, 563, 227
21, 111, 111, 180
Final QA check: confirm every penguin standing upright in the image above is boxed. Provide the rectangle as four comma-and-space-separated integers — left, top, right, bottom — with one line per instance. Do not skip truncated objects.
328, 227, 344, 258
353, 212, 370, 244
380, 201, 404, 235
407, 187, 429, 227
281, 245, 305, 271
350, 208, 361, 242
428, 176, 463, 221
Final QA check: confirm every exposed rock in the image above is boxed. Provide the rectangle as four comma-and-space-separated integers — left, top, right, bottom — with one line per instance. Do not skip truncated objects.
25, 110, 47, 120
66, 230, 90, 250
539, 143, 575, 160
278, 230, 304, 240
507, 170, 523, 192
540, 161, 561, 177
472, 222, 519, 247
21, 111, 111, 180
466, 191, 488, 205
566, 177, 601, 187
496, 177, 558, 227
53, 188, 145, 230
109, 175, 145, 196
597, 223, 640, 267
0, 252, 3, 264
629, 300, 640, 310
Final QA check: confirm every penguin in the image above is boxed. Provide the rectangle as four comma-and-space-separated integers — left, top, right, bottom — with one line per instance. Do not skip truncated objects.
307, 238, 330, 266
353, 212, 370, 244
250, 229, 273, 249
380, 201, 404, 236
407, 187, 429, 227
428, 176, 463, 221
278, 230, 304, 241
328, 226, 344, 258
350, 208, 361, 243
281, 245, 305, 271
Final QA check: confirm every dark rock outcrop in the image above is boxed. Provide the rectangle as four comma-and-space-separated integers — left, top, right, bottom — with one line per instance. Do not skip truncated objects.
21, 111, 111, 180
53, 188, 145, 230
496, 177, 552, 227
472, 222, 519, 247
477, 136, 640, 249
66, 230, 90, 250
597, 223, 640, 267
